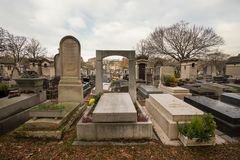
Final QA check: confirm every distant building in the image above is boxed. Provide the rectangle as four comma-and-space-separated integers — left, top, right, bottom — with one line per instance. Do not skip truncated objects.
29, 57, 55, 79
0, 57, 15, 79
225, 54, 240, 79
180, 59, 198, 80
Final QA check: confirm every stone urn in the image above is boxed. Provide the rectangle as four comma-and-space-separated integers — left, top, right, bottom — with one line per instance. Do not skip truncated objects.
15, 78, 44, 93
14, 70, 44, 93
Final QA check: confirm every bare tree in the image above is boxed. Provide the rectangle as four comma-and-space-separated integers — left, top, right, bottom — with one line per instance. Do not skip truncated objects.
4, 32, 28, 66
205, 50, 229, 75
145, 21, 224, 62
26, 38, 46, 59
136, 39, 149, 56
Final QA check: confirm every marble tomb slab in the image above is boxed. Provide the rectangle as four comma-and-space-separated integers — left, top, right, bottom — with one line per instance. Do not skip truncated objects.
92, 93, 137, 122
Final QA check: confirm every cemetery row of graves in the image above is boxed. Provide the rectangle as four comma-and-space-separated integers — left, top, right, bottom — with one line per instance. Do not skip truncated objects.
0, 35, 240, 159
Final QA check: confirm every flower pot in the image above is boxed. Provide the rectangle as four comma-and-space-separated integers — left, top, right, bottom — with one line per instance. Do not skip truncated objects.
178, 133, 216, 147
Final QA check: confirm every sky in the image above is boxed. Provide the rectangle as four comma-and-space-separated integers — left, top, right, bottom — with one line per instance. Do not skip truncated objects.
1, 0, 240, 60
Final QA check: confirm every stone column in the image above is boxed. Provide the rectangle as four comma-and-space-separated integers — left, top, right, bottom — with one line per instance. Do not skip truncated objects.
96, 59, 103, 94
129, 58, 136, 102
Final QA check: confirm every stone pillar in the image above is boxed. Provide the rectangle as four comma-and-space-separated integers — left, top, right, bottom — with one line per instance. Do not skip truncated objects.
96, 59, 103, 94
129, 59, 136, 102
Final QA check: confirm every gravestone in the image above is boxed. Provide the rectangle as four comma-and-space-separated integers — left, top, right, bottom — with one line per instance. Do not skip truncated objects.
184, 96, 240, 136
137, 84, 162, 99
146, 94, 203, 140
54, 53, 61, 77
221, 93, 240, 107
92, 93, 137, 122
58, 36, 83, 103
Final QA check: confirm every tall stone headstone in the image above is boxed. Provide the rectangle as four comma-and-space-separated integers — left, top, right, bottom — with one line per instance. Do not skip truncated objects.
58, 36, 83, 103
54, 53, 61, 77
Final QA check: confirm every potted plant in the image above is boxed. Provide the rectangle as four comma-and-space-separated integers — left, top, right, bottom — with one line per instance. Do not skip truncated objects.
178, 113, 216, 146
162, 75, 177, 87
14, 71, 44, 93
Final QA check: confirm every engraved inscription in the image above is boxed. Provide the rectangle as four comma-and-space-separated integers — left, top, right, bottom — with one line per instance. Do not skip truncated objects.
61, 39, 79, 77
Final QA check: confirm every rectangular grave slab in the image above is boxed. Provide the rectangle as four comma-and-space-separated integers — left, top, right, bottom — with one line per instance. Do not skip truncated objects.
159, 85, 192, 100
146, 94, 203, 140
149, 94, 203, 121
184, 96, 240, 125
0, 92, 46, 121
138, 84, 162, 98
221, 93, 240, 107
92, 93, 137, 122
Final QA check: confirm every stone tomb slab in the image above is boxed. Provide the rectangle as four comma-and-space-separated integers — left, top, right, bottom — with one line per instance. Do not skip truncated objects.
149, 94, 203, 122
221, 93, 240, 107
159, 85, 192, 100
184, 96, 240, 124
138, 84, 162, 98
92, 93, 137, 122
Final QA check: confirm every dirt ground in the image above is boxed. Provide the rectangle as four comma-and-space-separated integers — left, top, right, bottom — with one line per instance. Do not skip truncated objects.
1, 125, 240, 160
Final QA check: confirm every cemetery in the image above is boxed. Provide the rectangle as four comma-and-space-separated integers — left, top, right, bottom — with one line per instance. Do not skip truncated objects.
1, 29, 240, 159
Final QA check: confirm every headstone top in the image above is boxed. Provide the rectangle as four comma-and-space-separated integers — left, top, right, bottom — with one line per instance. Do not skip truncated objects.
60, 36, 80, 78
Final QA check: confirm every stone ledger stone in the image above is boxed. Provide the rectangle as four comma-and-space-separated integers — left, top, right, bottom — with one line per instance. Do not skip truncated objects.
159, 84, 192, 100
138, 84, 162, 98
92, 93, 137, 122
221, 93, 240, 107
146, 94, 203, 140
184, 96, 240, 136
58, 36, 83, 103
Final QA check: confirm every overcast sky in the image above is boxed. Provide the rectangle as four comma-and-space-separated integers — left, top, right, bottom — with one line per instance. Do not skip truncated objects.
1, 0, 240, 60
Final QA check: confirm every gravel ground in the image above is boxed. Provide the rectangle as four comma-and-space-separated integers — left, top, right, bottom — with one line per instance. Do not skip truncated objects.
1, 126, 240, 160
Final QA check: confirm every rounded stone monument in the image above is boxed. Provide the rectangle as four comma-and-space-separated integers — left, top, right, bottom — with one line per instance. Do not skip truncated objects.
58, 35, 83, 103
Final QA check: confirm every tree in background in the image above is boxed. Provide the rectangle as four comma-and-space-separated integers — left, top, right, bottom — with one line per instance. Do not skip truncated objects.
0, 27, 47, 69
143, 21, 224, 62
26, 38, 46, 59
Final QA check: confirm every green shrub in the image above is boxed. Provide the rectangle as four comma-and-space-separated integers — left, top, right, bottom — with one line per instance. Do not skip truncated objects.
178, 113, 216, 142
0, 83, 9, 97
162, 75, 177, 87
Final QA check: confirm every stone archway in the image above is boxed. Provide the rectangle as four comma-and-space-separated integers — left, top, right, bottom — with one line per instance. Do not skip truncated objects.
95, 50, 136, 102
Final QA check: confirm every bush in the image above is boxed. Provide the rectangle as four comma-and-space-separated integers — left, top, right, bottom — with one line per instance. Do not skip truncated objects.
178, 113, 216, 142
162, 75, 177, 87
0, 83, 9, 98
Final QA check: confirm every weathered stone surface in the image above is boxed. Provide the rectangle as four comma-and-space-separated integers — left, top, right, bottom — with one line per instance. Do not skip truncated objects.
138, 84, 162, 98
146, 94, 203, 140
77, 104, 152, 140
201, 83, 231, 96
159, 85, 192, 100
0, 92, 46, 120
58, 36, 83, 103
0, 92, 46, 133
54, 53, 61, 77
92, 93, 137, 122
184, 96, 240, 136
221, 93, 240, 107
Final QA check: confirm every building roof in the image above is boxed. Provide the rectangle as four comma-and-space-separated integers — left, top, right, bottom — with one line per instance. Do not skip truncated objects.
226, 54, 240, 64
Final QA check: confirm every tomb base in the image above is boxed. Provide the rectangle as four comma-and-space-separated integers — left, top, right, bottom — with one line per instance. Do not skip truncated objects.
159, 85, 191, 100
58, 78, 83, 103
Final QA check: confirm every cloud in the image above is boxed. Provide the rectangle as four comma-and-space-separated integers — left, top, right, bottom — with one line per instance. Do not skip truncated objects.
0, 0, 240, 60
